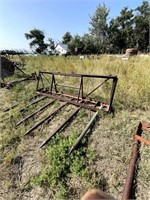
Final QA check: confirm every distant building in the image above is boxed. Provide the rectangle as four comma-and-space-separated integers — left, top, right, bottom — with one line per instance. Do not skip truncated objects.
55, 43, 68, 55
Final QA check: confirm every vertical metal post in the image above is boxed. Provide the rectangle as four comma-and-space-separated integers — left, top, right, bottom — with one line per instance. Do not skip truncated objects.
77, 75, 83, 101
50, 74, 54, 94
41, 73, 44, 89
36, 72, 40, 91
53, 74, 58, 93
109, 77, 118, 112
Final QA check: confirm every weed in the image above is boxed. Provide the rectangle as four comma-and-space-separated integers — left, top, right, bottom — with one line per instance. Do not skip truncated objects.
31, 132, 96, 199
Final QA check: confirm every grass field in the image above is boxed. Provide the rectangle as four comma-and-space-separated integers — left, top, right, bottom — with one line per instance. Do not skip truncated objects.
0, 54, 150, 199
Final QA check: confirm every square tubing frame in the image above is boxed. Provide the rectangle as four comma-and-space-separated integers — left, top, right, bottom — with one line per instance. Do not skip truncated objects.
36, 71, 118, 112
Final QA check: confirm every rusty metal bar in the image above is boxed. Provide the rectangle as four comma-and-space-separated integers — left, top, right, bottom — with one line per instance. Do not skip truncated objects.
19, 96, 47, 113
3, 94, 39, 112
9, 76, 33, 85
53, 75, 58, 93
36, 91, 106, 112
122, 121, 147, 200
109, 77, 118, 112
50, 74, 54, 94
77, 75, 83, 101
55, 83, 79, 90
85, 78, 109, 98
40, 107, 81, 148
24, 102, 68, 136
39, 71, 117, 79
52, 91, 99, 104
16, 99, 56, 127
69, 108, 99, 154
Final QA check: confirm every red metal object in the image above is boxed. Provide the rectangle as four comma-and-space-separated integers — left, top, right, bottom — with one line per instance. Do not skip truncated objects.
122, 121, 150, 200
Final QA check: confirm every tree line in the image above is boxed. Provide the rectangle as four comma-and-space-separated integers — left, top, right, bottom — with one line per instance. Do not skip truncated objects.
25, 1, 150, 55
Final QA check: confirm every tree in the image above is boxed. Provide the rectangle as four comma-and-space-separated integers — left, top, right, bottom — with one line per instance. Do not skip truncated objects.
134, 0, 150, 51
117, 7, 134, 51
25, 29, 48, 54
89, 3, 110, 53
108, 7, 134, 53
62, 32, 72, 44
82, 34, 96, 54
47, 38, 55, 54
68, 35, 83, 55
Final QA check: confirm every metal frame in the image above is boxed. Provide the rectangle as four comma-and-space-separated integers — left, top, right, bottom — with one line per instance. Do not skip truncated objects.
36, 71, 118, 113
122, 121, 150, 200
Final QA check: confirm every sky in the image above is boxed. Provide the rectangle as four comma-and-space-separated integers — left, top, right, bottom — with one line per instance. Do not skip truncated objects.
0, 0, 148, 50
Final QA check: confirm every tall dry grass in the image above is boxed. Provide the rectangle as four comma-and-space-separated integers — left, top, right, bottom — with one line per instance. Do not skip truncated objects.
23, 54, 150, 110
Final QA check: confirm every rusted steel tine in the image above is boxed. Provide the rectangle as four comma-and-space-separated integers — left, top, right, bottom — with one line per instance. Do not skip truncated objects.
40, 107, 81, 148
122, 121, 143, 200
24, 102, 68, 136
16, 99, 56, 127
69, 108, 99, 154
19, 96, 47, 112
85, 78, 109, 98
3, 103, 18, 112
3, 94, 39, 112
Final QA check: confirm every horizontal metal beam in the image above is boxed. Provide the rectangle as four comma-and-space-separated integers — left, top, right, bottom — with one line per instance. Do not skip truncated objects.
55, 83, 79, 90
39, 71, 117, 79
36, 91, 107, 112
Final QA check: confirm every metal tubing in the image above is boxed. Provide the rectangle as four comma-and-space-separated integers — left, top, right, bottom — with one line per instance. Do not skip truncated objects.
36, 91, 105, 112
78, 75, 83, 101
37, 72, 117, 113
55, 83, 79, 90
19, 96, 47, 112
39, 71, 117, 79
16, 99, 56, 127
50, 74, 54, 94
24, 102, 68, 136
40, 107, 81, 148
109, 77, 118, 112
69, 108, 99, 154
85, 78, 109, 98
122, 122, 143, 200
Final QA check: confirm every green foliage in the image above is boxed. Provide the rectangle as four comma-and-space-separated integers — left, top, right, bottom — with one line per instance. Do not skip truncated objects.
25, 29, 48, 54
31, 132, 96, 198
68, 34, 84, 55
89, 3, 110, 53
134, 1, 150, 51
47, 38, 55, 54
62, 32, 73, 44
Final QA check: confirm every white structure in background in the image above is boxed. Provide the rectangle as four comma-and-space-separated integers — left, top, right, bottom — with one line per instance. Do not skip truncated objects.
55, 43, 68, 55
